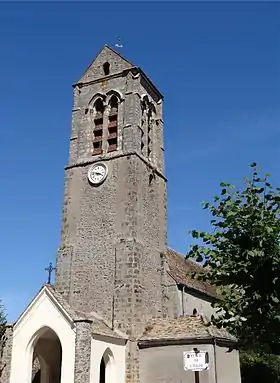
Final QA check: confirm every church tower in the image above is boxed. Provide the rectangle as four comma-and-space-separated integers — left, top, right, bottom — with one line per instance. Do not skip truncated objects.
55, 45, 167, 335
3, 45, 242, 383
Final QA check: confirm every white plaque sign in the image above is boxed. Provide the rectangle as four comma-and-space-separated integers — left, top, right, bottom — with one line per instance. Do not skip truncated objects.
183, 351, 209, 372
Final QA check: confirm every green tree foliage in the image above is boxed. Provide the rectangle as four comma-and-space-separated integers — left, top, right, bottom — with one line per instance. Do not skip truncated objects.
186, 163, 280, 352
240, 351, 280, 383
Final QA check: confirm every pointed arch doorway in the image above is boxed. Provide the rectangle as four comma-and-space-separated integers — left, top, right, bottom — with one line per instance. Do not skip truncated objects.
31, 327, 62, 383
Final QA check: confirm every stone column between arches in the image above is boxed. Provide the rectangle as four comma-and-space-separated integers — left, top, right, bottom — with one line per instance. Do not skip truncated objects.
74, 319, 93, 383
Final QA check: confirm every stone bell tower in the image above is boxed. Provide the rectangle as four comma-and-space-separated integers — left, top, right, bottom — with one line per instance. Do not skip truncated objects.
55, 45, 167, 336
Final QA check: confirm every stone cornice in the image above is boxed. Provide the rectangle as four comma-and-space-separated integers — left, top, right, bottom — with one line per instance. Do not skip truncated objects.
72, 70, 125, 89
65, 150, 167, 182
72, 67, 163, 101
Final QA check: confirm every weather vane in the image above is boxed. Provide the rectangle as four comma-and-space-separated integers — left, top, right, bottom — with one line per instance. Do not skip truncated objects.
115, 37, 123, 52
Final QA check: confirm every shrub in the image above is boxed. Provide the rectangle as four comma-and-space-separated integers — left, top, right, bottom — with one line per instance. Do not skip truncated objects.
240, 350, 280, 383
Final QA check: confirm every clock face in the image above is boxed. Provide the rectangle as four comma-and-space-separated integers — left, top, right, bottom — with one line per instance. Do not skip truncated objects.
88, 163, 108, 185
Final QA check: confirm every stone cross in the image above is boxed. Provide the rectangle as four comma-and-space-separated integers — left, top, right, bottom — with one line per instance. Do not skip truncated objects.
45, 262, 56, 284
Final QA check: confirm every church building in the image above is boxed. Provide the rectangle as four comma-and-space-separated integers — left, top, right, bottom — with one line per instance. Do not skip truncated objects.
0, 45, 241, 383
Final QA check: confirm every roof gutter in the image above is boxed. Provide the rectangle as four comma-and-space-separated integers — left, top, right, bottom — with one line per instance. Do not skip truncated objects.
138, 336, 238, 350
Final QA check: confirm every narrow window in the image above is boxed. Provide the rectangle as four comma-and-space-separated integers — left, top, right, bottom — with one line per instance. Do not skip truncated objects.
93, 98, 104, 155
99, 357, 105, 383
141, 98, 148, 155
147, 107, 152, 159
141, 129, 145, 152
99, 348, 114, 383
147, 103, 156, 160
103, 62, 110, 76
107, 95, 118, 152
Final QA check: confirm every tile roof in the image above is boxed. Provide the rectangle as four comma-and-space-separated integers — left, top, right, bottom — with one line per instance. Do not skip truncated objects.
139, 316, 236, 343
46, 284, 81, 320
89, 311, 127, 339
166, 248, 218, 299
91, 318, 126, 338
46, 285, 126, 339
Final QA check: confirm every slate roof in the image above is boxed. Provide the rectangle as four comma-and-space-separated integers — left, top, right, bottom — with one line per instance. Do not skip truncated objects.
166, 248, 218, 299
139, 316, 236, 343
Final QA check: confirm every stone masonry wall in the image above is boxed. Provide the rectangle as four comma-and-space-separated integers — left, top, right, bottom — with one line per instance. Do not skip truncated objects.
125, 341, 140, 383
0, 325, 13, 383
78, 45, 133, 84
55, 46, 167, 383
74, 320, 92, 383
55, 60, 131, 317
55, 48, 167, 331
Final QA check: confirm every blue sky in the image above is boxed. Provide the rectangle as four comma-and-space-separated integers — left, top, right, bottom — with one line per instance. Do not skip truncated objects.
0, 2, 279, 322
